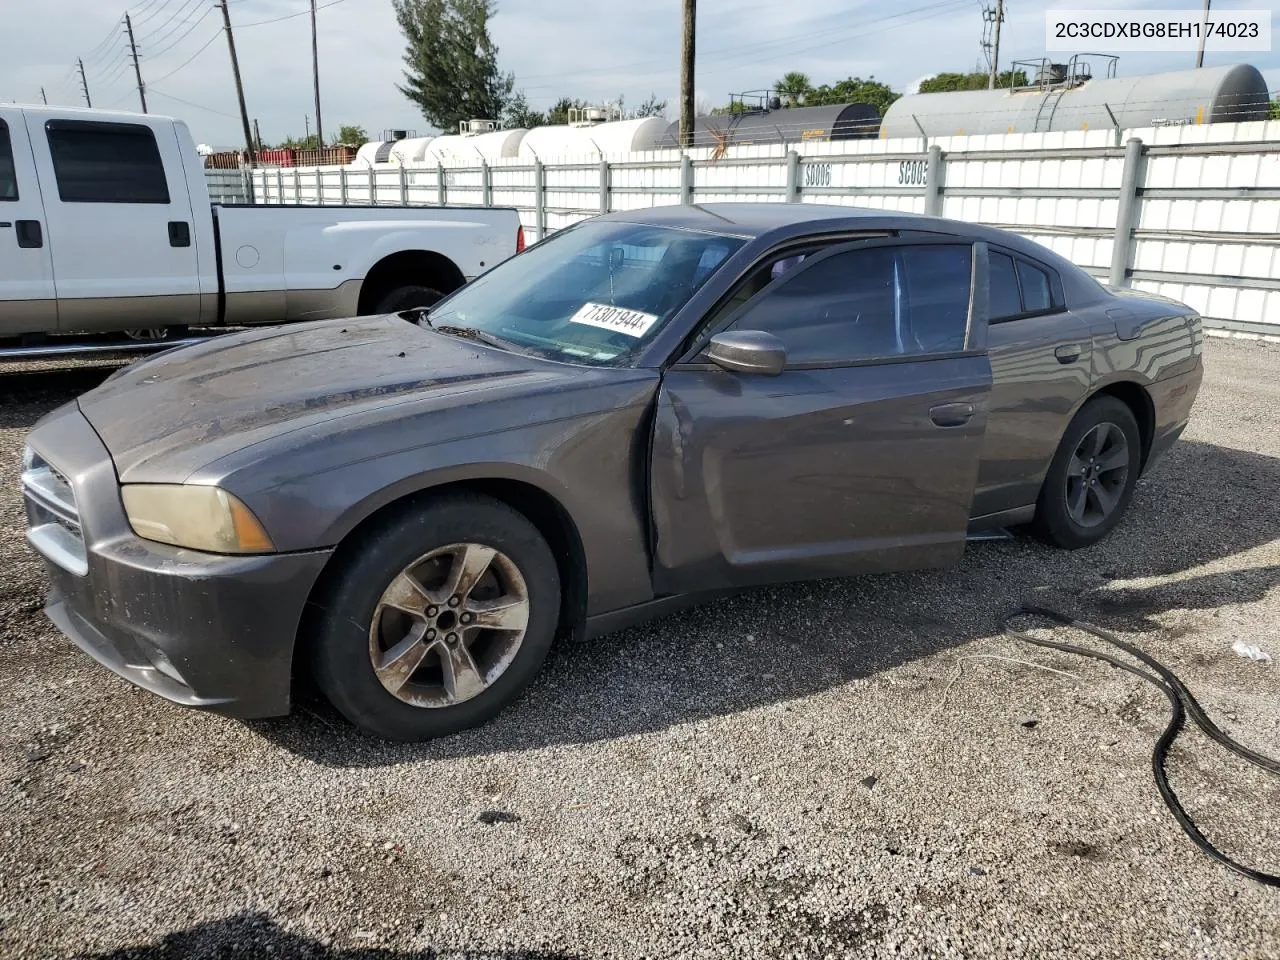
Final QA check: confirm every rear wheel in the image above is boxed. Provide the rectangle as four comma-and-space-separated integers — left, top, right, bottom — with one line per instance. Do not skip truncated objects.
1030, 395, 1142, 550
373, 285, 444, 315
310, 493, 560, 741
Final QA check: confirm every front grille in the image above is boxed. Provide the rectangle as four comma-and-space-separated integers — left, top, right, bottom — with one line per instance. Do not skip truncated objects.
22, 447, 88, 576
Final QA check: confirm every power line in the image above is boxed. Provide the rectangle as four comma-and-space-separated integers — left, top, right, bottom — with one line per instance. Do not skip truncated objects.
134, 0, 184, 28
147, 27, 223, 84
146, 6, 219, 61
148, 87, 237, 118
138, 0, 209, 47
238, 0, 348, 29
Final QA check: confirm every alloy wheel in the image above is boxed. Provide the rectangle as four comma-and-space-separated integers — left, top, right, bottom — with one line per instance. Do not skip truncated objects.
368, 542, 530, 708
1064, 421, 1130, 529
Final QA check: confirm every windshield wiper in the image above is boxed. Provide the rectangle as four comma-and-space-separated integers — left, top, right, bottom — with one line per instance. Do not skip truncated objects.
432, 324, 513, 351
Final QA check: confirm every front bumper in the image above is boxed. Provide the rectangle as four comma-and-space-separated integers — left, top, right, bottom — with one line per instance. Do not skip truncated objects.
24, 403, 332, 719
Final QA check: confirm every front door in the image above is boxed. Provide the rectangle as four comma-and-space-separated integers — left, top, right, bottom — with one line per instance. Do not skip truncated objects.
0, 109, 57, 336
651, 238, 993, 593
22, 110, 202, 332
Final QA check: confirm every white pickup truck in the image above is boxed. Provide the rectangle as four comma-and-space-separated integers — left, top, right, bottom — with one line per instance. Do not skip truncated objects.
0, 105, 523, 342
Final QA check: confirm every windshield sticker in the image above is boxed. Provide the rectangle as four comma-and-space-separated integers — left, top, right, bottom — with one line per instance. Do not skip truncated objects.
568, 302, 659, 338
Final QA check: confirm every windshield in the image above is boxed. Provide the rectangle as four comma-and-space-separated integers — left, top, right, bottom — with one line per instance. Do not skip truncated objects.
426, 221, 745, 366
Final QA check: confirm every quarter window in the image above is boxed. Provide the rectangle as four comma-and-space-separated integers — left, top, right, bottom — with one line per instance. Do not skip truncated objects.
728, 243, 972, 363
45, 120, 170, 204
0, 120, 17, 201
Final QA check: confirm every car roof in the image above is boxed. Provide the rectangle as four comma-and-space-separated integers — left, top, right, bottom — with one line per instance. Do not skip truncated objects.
596, 202, 903, 237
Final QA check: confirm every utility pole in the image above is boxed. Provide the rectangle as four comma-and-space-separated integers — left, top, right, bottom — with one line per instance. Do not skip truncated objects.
77, 58, 92, 108
1195, 0, 1211, 68
305, 115, 310, 140
986, 0, 1004, 89
679, 0, 695, 149
124, 13, 147, 113
219, 0, 256, 165
40, 87, 48, 105
253, 118, 263, 152
310, 0, 324, 147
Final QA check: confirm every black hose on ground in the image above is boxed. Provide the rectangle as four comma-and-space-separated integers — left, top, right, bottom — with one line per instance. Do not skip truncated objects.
1001, 604, 1280, 888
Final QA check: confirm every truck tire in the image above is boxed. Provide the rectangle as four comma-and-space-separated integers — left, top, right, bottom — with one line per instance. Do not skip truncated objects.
374, 285, 444, 315
310, 492, 561, 741
1030, 395, 1142, 550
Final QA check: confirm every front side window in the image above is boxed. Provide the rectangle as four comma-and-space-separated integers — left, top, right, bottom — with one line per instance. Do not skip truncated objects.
0, 120, 17, 201
728, 243, 973, 363
427, 220, 745, 365
45, 120, 170, 204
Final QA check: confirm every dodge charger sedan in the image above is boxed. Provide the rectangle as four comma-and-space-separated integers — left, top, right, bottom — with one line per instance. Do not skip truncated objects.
23, 204, 1203, 741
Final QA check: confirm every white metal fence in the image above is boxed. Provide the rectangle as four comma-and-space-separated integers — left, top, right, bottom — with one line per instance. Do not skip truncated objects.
204, 119, 1280, 338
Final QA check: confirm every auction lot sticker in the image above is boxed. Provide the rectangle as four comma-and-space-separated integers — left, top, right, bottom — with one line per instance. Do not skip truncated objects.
568, 302, 659, 337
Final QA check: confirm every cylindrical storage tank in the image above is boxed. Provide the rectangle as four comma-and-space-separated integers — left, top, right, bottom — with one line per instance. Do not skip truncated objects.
425, 128, 527, 165
517, 117, 668, 161
660, 104, 881, 148
880, 64, 1271, 137
354, 141, 394, 167
388, 136, 434, 165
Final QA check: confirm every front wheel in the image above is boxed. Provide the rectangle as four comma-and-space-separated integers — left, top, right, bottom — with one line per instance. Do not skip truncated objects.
1030, 395, 1143, 550
310, 493, 561, 741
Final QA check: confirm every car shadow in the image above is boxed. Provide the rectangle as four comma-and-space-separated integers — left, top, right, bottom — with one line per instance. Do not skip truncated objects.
248, 436, 1280, 767
0, 363, 125, 431
65, 910, 580, 959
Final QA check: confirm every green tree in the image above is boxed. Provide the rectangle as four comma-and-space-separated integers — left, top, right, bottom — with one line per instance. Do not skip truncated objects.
394, 0, 514, 131
919, 70, 1027, 93
546, 97, 587, 125
331, 124, 369, 146
1271, 96, 1280, 120
503, 90, 546, 128
808, 76, 900, 116
774, 71, 812, 107
277, 134, 321, 150
628, 93, 668, 119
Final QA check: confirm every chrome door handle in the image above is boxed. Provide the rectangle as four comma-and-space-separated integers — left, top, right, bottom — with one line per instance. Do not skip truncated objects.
1055, 344, 1081, 364
930, 402, 974, 427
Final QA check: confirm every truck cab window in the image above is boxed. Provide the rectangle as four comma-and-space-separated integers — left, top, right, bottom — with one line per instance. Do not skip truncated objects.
45, 120, 170, 204
0, 121, 17, 201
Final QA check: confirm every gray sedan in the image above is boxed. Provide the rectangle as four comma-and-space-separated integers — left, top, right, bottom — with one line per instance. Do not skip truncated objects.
23, 204, 1203, 741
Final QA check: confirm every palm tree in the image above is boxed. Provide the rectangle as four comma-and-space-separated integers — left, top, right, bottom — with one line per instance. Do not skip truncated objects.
774, 71, 812, 108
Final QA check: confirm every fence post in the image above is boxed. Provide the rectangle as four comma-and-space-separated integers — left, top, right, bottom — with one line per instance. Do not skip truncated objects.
294, 169, 301, 204
241, 166, 254, 205
276, 168, 283, 205
1110, 137, 1146, 288
599, 159, 610, 214
399, 165, 409, 205
785, 150, 800, 202
534, 159, 547, 240
437, 163, 446, 206
339, 167, 348, 204
680, 154, 694, 204
924, 144, 944, 216
482, 161, 492, 207
368, 166, 376, 206
316, 169, 323, 206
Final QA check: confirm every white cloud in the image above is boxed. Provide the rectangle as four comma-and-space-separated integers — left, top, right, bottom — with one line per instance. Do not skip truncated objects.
3, 0, 1276, 146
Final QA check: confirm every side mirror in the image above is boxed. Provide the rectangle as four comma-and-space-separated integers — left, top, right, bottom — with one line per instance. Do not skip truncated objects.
706, 331, 787, 376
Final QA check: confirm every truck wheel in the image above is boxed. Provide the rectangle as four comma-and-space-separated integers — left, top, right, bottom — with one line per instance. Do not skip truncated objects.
310, 492, 561, 741
123, 325, 188, 342
373, 285, 444, 314
1030, 395, 1142, 550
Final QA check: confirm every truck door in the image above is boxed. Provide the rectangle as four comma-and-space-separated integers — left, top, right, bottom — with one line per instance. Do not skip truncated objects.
22, 110, 202, 333
0, 108, 58, 336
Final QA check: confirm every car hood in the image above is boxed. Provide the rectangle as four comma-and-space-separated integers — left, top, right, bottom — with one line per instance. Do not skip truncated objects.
78, 315, 589, 483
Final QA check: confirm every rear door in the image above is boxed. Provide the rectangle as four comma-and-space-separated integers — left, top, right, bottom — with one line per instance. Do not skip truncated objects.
0, 108, 58, 336
968, 248, 1092, 521
650, 238, 993, 593
22, 111, 202, 332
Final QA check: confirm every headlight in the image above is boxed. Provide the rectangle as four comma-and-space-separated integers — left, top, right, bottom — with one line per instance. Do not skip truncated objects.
120, 484, 275, 554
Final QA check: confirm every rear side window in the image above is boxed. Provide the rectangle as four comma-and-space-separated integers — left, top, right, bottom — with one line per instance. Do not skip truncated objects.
728, 243, 972, 363
0, 120, 17, 201
988, 249, 1062, 321
989, 253, 1022, 320
45, 120, 170, 204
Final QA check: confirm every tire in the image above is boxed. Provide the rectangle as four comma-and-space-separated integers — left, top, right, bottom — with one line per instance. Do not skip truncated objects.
1030, 395, 1143, 550
310, 492, 561, 741
122, 324, 189, 342
373, 284, 444, 315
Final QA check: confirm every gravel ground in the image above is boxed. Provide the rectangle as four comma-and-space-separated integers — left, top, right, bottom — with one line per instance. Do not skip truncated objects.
1, 340, 1278, 960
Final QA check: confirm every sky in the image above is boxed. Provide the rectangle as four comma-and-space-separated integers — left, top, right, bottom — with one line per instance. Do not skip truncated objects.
3, 0, 1278, 148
